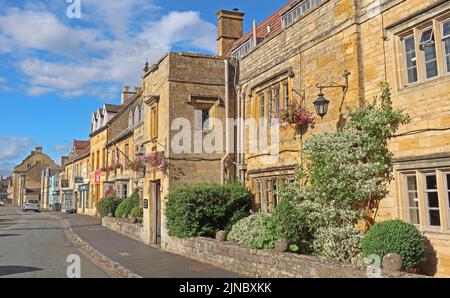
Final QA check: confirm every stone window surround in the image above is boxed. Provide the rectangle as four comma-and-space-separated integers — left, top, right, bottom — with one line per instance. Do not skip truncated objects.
252, 77, 291, 125
393, 8, 450, 89
398, 165, 450, 233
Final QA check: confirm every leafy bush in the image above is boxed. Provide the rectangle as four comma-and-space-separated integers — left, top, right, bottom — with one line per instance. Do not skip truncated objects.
227, 213, 277, 249
271, 184, 363, 250
312, 226, 363, 264
361, 220, 425, 270
97, 197, 122, 217
130, 207, 143, 218
115, 190, 140, 218
299, 83, 409, 208
165, 182, 252, 238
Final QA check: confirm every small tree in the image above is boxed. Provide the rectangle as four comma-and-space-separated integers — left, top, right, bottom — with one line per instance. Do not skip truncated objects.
300, 83, 409, 216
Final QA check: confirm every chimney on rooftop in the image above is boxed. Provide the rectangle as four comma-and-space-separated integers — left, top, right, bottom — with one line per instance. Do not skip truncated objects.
216, 9, 244, 57
121, 86, 136, 104
35, 146, 42, 153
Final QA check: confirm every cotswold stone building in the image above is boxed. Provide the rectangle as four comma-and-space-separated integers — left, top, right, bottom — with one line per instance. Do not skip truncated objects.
104, 87, 143, 201
230, 0, 450, 276
11, 146, 59, 206
141, 50, 233, 245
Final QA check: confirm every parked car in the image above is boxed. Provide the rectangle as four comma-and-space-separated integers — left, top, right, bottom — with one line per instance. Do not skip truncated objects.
23, 200, 40, 212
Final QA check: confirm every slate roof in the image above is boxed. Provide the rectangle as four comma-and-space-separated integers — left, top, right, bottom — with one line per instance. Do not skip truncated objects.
228, 0, 299, 56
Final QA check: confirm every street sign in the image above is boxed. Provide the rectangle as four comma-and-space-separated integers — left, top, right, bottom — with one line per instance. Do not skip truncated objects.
143, 199, 148, 209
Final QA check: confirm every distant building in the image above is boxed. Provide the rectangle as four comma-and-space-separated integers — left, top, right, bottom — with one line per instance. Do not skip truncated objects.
0, 176, 10, 202
11, 146, 59, 206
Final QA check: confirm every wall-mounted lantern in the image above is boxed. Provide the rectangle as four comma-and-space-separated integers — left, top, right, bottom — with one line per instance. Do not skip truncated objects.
313, 70, 351, 118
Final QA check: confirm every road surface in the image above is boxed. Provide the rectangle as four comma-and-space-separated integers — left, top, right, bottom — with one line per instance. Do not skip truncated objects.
0, 207, 110, 278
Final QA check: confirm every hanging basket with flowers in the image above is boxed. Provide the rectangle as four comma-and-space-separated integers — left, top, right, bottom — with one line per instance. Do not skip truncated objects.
280, 100, 315, 129
145, 151, 169, 175
128, 157, 146, 173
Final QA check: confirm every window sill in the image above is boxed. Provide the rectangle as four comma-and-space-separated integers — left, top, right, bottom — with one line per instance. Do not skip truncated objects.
398, 73, 450, 95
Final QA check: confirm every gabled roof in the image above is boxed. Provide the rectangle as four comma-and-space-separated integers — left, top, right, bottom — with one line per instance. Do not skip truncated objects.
67, 141, 90, 164
104, 104, 121, 113
73, 140, 89, 150
228, 0, 299, 56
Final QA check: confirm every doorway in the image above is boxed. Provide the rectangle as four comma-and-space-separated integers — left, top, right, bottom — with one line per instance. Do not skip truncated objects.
151, 180, 161, 244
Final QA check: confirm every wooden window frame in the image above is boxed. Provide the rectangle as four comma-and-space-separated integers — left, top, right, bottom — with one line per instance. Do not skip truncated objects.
403, 34, 419, 85
424, 173, 441, 228
442, 19, 450, 73
405, 174, 420, 225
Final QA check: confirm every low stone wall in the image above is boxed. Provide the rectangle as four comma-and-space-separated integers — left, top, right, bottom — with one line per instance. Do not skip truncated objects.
162, 236, 424, 278
102, 216, 147, 244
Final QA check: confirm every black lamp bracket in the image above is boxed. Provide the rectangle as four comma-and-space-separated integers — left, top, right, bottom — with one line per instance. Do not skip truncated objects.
315, 70, 351, 93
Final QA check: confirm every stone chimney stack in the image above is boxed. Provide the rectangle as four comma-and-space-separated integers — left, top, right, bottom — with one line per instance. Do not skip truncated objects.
35, 146, 42, 153
217, 9, 244, 57
120, 86, 136, 104
60, 156, 69, 169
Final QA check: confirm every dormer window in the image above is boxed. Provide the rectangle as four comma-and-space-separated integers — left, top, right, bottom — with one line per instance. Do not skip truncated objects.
281, 0, 324, 29
232, 37, 254, 60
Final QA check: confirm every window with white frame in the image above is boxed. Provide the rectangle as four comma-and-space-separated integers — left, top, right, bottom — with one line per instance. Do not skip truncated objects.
442, 19, 450, 73
419, 28, 438, 79
446, 173, 450, 226
232, 37, 254, 60
400, 16, 450, 86
273, 87, 280, 121
425, 174, 440, 227
195, 105, 212, 131
406, 175, 420, 225
403, 35, 418, 84
281, 0, 324, 28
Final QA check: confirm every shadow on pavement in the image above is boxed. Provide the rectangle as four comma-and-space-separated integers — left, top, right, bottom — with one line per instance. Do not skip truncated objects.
0, 234, 22, 238
0, 266, 43, 277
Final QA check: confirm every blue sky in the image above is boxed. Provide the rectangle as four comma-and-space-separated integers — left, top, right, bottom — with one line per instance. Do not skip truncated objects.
0, 0, 287, 176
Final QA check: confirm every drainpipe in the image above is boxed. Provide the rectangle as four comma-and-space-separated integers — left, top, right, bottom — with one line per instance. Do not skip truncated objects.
221, 59, 230, 185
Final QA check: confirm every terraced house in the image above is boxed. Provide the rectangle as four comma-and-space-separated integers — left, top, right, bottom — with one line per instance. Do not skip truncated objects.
230, 0, 450, 276
104, 86, 143, 200
140, 51, 232, 245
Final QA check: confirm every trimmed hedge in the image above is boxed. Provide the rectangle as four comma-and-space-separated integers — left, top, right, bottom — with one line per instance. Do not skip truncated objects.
165, 182, 252, 238
115, 190, 140, 218
97, 197, 123, 217
361, 220, 425, 270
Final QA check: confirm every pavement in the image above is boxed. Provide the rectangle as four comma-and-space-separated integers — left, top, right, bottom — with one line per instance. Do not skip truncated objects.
0, 207, 110, 278
1, 205, 239, 278
61, 212, 239, 278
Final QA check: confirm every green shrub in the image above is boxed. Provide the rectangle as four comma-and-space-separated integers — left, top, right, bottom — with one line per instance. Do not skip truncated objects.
130, 207, 143, 218
96, 197, 123, 217
361, 220, 425, 270
227, 213, 277, 249
165, 182, 252, 238
312, 226, 363, 265
115, 190, 140, 218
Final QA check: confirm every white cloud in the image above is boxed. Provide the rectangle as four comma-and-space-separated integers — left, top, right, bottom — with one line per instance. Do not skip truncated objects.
0, 3, 217, 98
0, 137, 34, 160
53, 143, 70, 153
0, 136, 34, 175
0, 76, 9, 91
